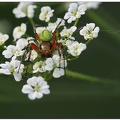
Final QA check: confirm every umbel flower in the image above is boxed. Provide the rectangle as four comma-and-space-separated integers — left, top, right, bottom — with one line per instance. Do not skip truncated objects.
64, 3, 87, 23
22, 76, 50, 100
80, 23, 100, 40
0, 59, 24, 81
13, 23, 27, 40
0, 2, 100, 100
13, 2, 37, 18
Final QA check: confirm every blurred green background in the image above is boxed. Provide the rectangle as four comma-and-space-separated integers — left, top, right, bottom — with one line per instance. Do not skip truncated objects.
0, 2, 120, 118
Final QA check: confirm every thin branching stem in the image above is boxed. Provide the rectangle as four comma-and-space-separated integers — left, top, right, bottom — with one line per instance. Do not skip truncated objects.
66, 69, 120, 87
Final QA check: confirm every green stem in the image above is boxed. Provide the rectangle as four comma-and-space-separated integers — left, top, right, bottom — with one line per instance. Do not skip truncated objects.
0, 44, 6, 49
28, 18, 35, 28
67, 56, 79, 61
24, 33, 29, 38
85, 39, 92, 45
74, 18, 79, 26
66, 69, 120, 86
29, 18, 34, 25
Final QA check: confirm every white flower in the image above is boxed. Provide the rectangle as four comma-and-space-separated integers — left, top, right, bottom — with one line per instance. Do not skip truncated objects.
78, 2, 101, 9
45, 55, 67, 78
60, 26, 77, 40
64, 3, 87, 23
25, 50, 38, 61
27, 5, 37, 18
0, 32, 9, 45
56, 18, 65, 27
47, 18, 65, 32
16, 38, 28, 50
67, 41, 86, 56
45, 57, 54, 71
30, 50, 38, 61
13, 2, 37, 18
65, 39, 74, 46
13, 2, 31, 18
13, 23, 27, 40
80, 23, 100, 40
21, 76, 50, 100
39, 6, 54, 22
2, 45, 24, 59
0, 60, 24, 81
53, 68, 65, 78
33, 61, 46, 73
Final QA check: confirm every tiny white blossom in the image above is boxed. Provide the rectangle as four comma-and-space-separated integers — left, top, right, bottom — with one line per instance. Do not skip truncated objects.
64, 3, 87, 23
45, 57, 54, 71
45, 55, 67, 78
21, 76, 50, 100
67, 41, 86, 56
27, 5, 37, 18
13, 2, 37, 18
30, 50, 38, 61
39, 6, 54, 22
80, 23, 100, 40
2, 45, 24, 59
47, 18, 65, 32
0, 32, 9, 45
0, 60, 24, 81
53, 68, 65, 78
13, 23, 27, 40
13, 2, 30, 18
60, 26, 77, 40
65, 39, 74, 46
25, 50, 38, 61
78, 2, 101, 9
56, 18, 65, 27
16, 38, 29, 49
33, 61, 46, 73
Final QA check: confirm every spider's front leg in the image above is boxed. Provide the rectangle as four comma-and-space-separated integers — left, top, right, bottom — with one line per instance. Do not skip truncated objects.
29, 43, 40, 53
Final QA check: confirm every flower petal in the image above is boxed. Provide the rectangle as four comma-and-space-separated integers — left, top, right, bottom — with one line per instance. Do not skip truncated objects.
13, 72, 22, 81
36, 92, 43, 99
21, 85, 33, 94
28, 91, 37, 100
27, 76, 38, 86
40, 89, 50, 94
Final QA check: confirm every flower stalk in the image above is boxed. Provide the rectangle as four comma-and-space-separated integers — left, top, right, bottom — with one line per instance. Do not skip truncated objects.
66, 69, 120, 87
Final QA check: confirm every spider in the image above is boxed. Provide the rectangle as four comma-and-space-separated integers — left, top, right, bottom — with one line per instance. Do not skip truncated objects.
20, 20, 65, 72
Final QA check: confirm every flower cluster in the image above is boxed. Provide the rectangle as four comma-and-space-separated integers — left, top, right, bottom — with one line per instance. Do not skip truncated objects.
0, 2, 100, 100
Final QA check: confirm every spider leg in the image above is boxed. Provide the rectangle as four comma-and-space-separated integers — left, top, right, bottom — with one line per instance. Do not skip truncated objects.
56, 44, 66, 73
18, 48, 28, 73
52, 41, 62, 69
61, 45, 66, 73
52, 19, 62, 33
18, 42, 41, 74
25, 48, 32, 74
57, 44, 62, 70
31, 23, 42, 43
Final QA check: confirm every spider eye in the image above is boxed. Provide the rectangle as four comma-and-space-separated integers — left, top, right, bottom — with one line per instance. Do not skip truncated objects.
40, 29, 52, 41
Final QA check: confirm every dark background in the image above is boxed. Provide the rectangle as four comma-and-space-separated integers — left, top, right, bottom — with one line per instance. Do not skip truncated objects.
0, 2, 120, 118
